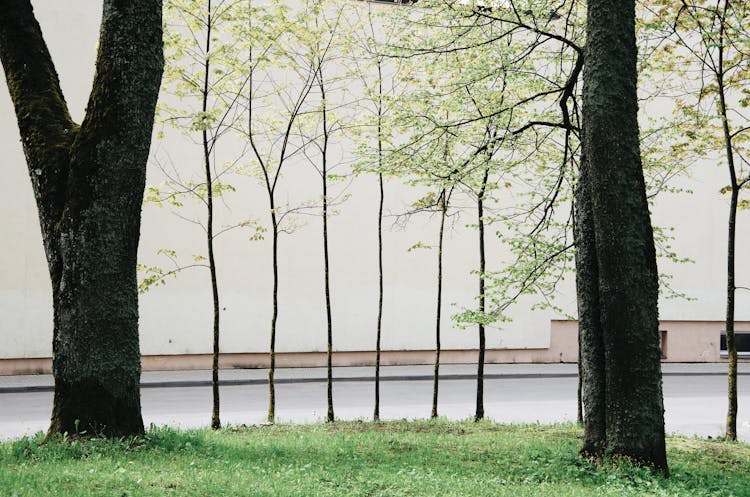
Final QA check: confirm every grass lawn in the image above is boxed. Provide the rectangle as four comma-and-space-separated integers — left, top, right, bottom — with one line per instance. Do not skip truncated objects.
1, 421, 749, 496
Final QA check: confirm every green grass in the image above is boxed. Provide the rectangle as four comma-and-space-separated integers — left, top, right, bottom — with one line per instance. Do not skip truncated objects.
1, 421, 749, 496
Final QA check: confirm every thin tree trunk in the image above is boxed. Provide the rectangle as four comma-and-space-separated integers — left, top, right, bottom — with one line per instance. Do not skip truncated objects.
725, 187, 738, 440
250, 61, 312, 428
714, 4, 738, 440
318, 65, 335, 424
268, 214, 278, 423
432, 190, 447, 419
207, 152, 221, 431
247, 33, 279, 425
583, 0, 667, 473
475, 168, 489, 422
1, 0, 163, 437
374, 171, 384, 422
373, 61, 384, 422
200, 0, 221, 432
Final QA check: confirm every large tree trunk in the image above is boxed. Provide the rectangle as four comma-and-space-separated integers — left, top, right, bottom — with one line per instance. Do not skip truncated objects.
0, 0, 163, 437
574, 160, 606, 457
582, 0, 668, 473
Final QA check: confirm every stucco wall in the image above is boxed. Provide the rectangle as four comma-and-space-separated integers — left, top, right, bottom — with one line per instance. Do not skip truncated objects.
1, 1, 749, 363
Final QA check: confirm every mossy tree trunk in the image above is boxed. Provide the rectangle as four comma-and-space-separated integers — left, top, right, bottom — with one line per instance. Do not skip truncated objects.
574, 158, 606, 456
581, 0, 668, 473
576, 334, 583, 426
0, 0, 163, 437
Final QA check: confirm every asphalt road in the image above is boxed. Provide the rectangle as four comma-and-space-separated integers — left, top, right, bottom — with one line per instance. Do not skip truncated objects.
1, 368, 748, 441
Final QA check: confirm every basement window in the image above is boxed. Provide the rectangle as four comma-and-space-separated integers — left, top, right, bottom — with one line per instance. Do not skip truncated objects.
720, 331, 750, 358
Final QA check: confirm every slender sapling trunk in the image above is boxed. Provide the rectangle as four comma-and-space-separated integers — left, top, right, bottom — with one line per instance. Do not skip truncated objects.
432, 190, 447, 419
475, 168, 489, 422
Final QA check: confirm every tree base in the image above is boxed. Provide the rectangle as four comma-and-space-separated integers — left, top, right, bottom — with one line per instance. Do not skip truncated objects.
48, 377, 144, 438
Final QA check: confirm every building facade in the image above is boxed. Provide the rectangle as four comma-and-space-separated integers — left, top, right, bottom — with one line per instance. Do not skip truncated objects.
1, 1, 748, 374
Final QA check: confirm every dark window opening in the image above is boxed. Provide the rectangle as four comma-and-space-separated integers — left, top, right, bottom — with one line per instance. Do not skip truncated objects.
720, 331, 750, 357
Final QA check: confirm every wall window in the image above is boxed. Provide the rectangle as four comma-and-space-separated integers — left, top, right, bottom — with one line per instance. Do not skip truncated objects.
720, 331, 750, 358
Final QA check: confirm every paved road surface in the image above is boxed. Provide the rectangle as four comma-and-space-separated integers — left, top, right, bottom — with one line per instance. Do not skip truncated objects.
1, 364, 748, 441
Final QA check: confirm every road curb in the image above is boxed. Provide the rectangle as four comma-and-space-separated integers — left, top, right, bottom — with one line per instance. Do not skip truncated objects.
0, 370, 744, 394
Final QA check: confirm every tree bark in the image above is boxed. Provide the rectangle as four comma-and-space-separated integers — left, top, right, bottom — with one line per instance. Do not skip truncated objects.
576, 328, 583, 425
574, 160, 606, 457
582, 0, 668, 473
0, 0, 163, 437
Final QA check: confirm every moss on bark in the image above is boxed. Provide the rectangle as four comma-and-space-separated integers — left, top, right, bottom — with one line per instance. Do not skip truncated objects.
0, 0, 163, 437
581, 0, 668, 474
574, 159, 606, 458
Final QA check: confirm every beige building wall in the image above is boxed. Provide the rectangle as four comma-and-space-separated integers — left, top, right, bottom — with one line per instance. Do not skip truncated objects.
549, 320, 748, 363
1, 1, 749, 372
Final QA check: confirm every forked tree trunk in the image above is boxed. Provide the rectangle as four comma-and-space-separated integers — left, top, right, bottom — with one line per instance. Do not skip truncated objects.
582, 0, 668, 473
0, 0, 163, 437
245, 1, 316, 425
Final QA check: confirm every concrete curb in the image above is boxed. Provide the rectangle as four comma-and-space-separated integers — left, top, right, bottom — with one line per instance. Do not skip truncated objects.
1, 370, 746, 394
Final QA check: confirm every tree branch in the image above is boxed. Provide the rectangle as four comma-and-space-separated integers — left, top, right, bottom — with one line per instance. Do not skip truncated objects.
68, 0, 164, 219
0, 0, 78, 223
